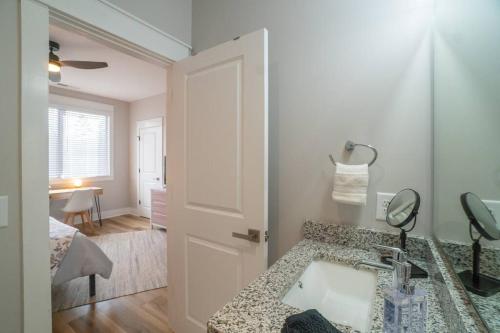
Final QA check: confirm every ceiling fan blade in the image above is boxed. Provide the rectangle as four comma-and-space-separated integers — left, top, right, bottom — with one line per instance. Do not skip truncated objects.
49, 71, 61, 83
61, 61, 108, 69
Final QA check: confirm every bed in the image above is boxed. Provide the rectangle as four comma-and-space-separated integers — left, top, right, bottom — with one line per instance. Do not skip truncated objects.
50, 217, 113, 297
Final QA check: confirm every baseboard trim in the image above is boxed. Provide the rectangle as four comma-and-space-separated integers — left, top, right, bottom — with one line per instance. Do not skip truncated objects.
91, 207, 139, 221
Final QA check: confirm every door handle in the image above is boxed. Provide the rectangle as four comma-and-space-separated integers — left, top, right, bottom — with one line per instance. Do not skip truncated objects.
232, 229, 260, 243
156, 177, 160, 181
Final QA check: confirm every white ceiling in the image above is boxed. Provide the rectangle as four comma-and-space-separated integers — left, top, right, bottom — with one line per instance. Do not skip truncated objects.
49, 25, 166, 102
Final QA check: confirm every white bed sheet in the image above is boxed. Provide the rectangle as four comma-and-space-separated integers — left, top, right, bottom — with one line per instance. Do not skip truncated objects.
51, 218, 113, 286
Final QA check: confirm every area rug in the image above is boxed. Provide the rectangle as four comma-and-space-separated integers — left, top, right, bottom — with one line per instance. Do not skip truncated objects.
52, 229, 167, 311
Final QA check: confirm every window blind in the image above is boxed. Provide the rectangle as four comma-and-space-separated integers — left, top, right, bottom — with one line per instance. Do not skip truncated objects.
48, 106, 111, 180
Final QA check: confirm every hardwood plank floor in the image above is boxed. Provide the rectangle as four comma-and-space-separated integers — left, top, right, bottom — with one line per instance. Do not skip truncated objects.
52, 287, 173, 333
53, 214, 172, 333
75, 214, 151, 237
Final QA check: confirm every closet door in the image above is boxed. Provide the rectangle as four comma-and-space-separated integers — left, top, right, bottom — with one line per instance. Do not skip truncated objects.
137, 118, 163, 218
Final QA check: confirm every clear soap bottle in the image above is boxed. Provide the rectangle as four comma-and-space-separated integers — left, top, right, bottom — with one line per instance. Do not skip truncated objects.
383, 260, 427, 333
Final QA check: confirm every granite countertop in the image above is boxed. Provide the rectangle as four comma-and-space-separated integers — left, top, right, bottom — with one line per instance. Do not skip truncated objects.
439, 241, 500, 332
208, 239, 447, 333
452, 264, 500, 332
468, 288, 500, 332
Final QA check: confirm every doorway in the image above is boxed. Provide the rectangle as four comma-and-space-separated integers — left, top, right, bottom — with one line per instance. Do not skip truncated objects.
137, 117, 164, 218
20, 1, 186, 330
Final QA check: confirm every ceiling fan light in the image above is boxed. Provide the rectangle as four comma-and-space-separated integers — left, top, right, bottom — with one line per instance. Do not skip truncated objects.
48, 60, 61, 73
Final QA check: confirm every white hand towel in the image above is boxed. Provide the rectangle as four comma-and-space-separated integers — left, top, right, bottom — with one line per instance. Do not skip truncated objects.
332, 163, 369, 205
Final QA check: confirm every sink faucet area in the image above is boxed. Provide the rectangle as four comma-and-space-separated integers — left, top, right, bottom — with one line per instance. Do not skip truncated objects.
281, 245, 419, 332
281, 260, 378, 332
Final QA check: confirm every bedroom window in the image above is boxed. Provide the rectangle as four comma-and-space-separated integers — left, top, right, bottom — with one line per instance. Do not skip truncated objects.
48, 96, 113, 182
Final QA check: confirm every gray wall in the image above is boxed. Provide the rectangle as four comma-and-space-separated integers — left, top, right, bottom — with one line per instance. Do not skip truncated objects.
193, 0, 434, 263
108, 0, 192, 45
434, 0, 500, 247
49, 87, 131, 220
129, 93, 167, 208
0, 0, 22, 331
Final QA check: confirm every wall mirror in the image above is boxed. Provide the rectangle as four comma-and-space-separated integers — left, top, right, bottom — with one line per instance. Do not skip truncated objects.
433, 0, 500, 330
458, 192, 500, 297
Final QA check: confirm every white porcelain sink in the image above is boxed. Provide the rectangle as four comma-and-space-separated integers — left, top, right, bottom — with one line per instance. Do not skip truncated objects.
281, 260, 377, 332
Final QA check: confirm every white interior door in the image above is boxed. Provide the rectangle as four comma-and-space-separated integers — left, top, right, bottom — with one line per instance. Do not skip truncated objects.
167, 29, 268, 333
138, 118, 163, 218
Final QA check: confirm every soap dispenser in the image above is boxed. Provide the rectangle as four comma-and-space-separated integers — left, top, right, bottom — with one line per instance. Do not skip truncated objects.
383, 249, 427, 333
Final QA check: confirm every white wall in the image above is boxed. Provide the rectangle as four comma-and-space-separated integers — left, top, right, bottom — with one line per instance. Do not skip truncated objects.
434, 0, 500, 247
129, 93, 167, 208
107, 0, 192, 45
192, 0, 434, 263
0, 0, 22, 331
49, 87, 132, 219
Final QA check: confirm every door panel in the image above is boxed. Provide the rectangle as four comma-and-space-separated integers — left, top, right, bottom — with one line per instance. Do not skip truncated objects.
167, 29, 268, 333
142, 132, 158, 172
186, 58, 243, 215
185, 236, 242, 329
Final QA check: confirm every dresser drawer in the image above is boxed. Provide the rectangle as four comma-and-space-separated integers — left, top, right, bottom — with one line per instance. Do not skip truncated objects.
151, 211, 167, 228
152, 200, 167, 215
151, 189, 166, 204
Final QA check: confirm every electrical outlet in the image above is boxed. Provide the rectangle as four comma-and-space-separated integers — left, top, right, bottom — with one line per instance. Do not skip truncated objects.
376, 192, 395, 221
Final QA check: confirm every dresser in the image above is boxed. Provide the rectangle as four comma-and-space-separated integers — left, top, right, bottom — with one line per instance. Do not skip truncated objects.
151, 188, 167, 229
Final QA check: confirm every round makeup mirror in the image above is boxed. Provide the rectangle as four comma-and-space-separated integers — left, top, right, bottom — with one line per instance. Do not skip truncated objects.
386, 189, 420, 228
458, 192, 500, 297
461, 192, 500, 240
383, 188, 427, 278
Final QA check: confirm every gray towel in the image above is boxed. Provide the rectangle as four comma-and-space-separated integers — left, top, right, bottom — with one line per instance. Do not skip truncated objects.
281, 309, 341, 333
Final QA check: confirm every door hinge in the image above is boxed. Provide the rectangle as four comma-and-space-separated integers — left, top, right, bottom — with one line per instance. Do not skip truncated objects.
138, 168, 141, 173
264, 231, 269, 242
137, 136, 141, 141
139, 200, 141, 205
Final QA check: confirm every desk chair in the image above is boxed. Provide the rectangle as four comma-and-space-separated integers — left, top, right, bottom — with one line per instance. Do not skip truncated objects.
62, 189, 96, 231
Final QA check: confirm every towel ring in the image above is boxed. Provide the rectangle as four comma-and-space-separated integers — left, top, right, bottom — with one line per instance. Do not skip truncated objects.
329, 140, 378, 167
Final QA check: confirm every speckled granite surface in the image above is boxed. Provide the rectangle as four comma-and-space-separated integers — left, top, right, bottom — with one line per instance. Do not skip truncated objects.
425, 239, 488, 333
207, 221, 496, 333
208, 238, 447, 332
438, 240, 499, 332
468, 289, 500, 332
441, 240, 500, 277
303, 220, 429, 261
304, 221, 492, 332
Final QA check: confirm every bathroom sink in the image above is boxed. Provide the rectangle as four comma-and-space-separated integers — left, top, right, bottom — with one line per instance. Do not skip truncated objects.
281, 260, 377, 332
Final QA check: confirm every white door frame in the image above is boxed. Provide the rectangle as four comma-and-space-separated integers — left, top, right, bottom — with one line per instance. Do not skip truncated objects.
136, 117, 164, 217
20, 0, 188, 330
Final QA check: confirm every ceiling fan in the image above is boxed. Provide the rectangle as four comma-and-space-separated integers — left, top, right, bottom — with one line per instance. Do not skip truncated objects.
48, 40, 108, 83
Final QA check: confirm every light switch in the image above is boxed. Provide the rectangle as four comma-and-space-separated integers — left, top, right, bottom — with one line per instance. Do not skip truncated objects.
0, 196, 8, 228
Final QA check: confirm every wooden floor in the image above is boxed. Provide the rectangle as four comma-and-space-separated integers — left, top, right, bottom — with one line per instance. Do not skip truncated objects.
53, 214, 173, 333
75, 214, 151, 237
52, 287, 172, 333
